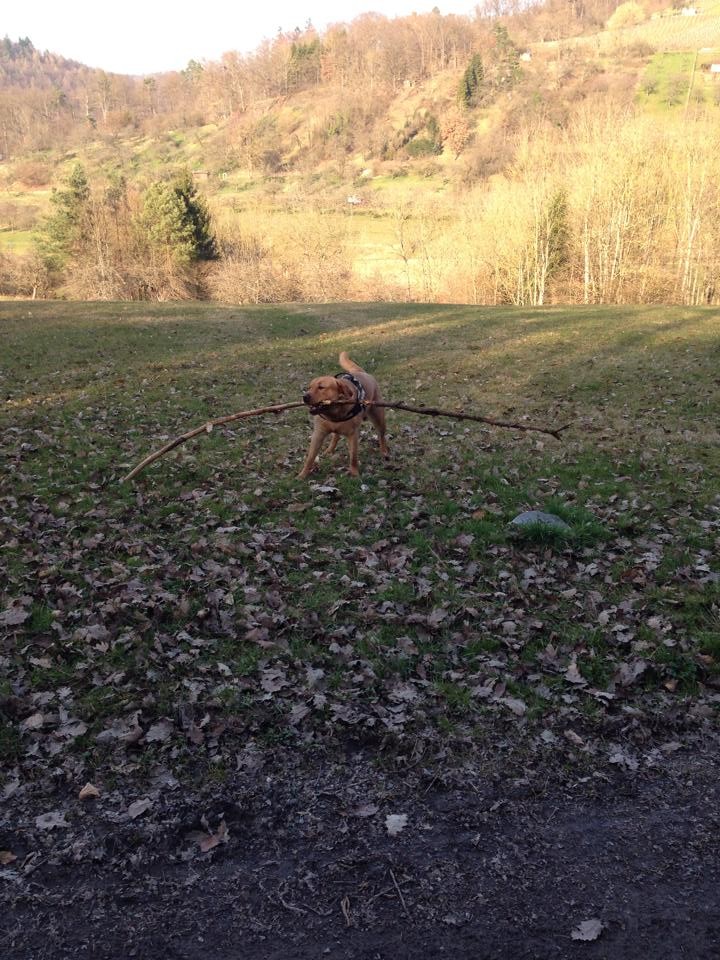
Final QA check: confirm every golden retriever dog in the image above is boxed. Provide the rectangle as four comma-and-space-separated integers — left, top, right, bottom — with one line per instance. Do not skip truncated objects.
298, 352, 389, 478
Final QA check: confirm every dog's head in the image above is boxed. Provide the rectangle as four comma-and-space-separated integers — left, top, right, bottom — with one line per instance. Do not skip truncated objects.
302, 375, 354, 415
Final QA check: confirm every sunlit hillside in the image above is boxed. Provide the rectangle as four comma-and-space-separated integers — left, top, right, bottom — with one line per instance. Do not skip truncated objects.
1, 1, 720, 305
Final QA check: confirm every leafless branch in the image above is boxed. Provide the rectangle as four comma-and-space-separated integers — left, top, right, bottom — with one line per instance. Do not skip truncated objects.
120, 398, 569, 483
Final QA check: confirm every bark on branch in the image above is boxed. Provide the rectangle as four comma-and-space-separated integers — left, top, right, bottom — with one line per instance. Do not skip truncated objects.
120, 399, 570, 483
120, 401, 306, 482
364, 401, 571, 440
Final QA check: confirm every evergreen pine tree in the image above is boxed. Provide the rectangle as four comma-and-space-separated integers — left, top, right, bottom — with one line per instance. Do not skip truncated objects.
458, 53, 484, 108
41, 163, 91, 268
140, 172, 217, 264
492, 25, 521, 88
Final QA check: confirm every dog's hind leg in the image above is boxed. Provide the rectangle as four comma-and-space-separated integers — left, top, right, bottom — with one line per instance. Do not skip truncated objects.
326, 434, 340, 456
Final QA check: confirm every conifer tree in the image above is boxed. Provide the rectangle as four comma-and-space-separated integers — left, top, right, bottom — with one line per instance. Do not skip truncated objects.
492, 24, 521, 88
41, 163, 91, 269
458, 53, 484, 108
140, 172, 217, 264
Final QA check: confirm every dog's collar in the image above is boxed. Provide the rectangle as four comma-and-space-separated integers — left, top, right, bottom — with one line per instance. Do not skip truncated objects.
316, 372, 366, 422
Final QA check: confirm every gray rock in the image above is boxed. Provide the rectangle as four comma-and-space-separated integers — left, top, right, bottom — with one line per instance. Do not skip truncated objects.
509, 510, 572, 532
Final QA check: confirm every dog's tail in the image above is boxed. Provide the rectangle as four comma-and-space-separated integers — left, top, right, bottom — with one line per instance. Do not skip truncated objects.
339, 351, 364, 374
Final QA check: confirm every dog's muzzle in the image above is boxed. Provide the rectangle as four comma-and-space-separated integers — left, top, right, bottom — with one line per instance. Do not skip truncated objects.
303, 393, 322, 414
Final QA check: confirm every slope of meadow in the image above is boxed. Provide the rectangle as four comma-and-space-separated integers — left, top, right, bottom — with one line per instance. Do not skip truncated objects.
2, 300, 718, 770
1, 300, 719, 957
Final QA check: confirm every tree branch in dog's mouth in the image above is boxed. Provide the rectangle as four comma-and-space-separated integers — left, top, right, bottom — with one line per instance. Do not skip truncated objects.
120, 398, 571, 483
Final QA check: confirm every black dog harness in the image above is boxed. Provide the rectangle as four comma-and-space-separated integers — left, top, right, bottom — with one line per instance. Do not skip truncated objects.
317, 372, 366, 422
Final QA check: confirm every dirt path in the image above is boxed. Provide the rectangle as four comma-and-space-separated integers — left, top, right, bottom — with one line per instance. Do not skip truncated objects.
3, 743, 719, 960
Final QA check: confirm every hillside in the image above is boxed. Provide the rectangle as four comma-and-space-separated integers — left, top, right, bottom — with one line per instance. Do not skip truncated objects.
0, 35, 91, 88
1, 3, 720, 305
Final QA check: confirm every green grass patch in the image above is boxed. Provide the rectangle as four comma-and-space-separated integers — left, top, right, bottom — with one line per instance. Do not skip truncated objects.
640, 52, 696, 110
0, 228, 35, 253
1, 301, 719, 776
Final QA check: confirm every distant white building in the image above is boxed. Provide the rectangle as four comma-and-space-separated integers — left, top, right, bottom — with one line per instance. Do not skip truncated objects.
710, 63, 720, 74
680, 6, 698, 15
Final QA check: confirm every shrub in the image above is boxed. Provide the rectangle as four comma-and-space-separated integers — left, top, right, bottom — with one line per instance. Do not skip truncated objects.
0, 249, 55, 297
406, 138, 441, 158
12, 160, 53, 188
0, 201, 40, 230
208, 236, 301, 304
607, 2, 646, 30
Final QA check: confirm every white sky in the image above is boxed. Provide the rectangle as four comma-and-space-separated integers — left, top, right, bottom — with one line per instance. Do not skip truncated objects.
2, 1, 478, 75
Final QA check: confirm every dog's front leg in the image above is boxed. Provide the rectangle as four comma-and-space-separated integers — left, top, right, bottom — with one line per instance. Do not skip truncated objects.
347, 430, 360, 477
298, 421, 326, 478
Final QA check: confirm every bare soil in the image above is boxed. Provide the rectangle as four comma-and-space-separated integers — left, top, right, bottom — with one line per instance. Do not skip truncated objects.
3, 740, 719, 960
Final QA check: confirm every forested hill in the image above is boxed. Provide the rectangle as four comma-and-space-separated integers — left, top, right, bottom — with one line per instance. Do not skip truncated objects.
2, 3, 720, 307
3, 0, 718, 161
0, 36, 94, 90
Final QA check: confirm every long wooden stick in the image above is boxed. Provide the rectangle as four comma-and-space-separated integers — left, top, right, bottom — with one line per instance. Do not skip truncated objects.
364, 401, 571, 440
120, 401, 305, 482
120, 399, 569, 483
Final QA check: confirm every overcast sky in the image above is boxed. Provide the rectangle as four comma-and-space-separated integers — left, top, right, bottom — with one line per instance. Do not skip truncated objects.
3, 1, 477, 75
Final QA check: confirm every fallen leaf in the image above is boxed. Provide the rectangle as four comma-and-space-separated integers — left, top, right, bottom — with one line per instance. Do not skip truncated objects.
571, 918, 604, 941
0, 605, 30, 627
608, 749, 639, 772
198, 820, 229, 852
186, 722, 205, 745
498, 696, 527, 717
145, 719, 174, 742
385, 813, 408, 836
79, 783, 101, 801
28, 656, 53, 668
56, 720, 88, 739
35, 810, 68, 831
260, 667, 289, 693
20, 712, 45, 731
0, 851, 17, 865
312, 484, 339, 495
127, 797, 153, 819
615, 660, 647, 687
389, 682, 418, 703
95, 715, 144, 744
2, 779, 20, 800
564, 658, 587, 686
289, 703, 311, 724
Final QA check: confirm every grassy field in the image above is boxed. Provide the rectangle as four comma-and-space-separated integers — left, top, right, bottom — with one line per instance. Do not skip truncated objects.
1, 301, 719, 784
0, 229, 36, 254
640, 52, 696, 109
637, 50, 720, 112
615, 11, 720, 51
